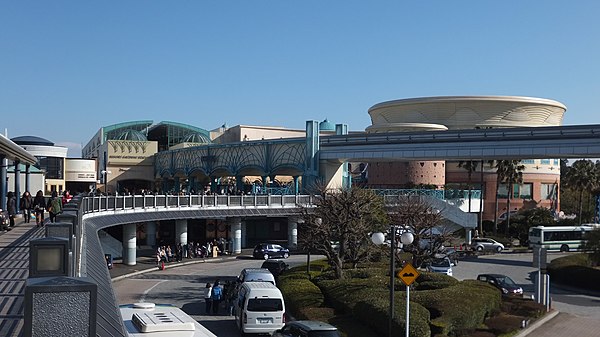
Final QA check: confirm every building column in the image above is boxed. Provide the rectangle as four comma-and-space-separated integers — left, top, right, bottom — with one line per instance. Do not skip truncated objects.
176, 219, 188, 246
0, 155, 6, 210
241, 220, 247, 248
146, 221, 157, 247
25, 164, 31, 194
466, 228, 473, 245
261, 176, 268, 194
123, 223, 137, 266
14, 160, 21, 213
229, 217, 242, 254
235, 175, 244, 194
288, 217, 300, 249
293, 176, 299, 194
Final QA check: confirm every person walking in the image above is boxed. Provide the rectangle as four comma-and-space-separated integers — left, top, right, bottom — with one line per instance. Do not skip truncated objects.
33, 190, 46, 227
20, 191, 33, 224
6, 192, 16, 227
46, 191, 62, 223
204, 283, 213, 314
211, 280, 223, 314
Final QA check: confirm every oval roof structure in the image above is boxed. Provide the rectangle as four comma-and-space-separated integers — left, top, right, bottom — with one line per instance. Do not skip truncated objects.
11, 135, 54, 146
367, 95, 567, 133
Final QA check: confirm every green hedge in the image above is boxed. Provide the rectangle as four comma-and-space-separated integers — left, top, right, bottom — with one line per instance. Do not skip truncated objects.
415, 272, 459, 291
412, 280, 501, 336
547, 253, 600, 291
278, 271, 325, 320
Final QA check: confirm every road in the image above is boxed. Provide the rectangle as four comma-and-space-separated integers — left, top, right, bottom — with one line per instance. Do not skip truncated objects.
114, 252, 600, 337
113, 254, 320, 337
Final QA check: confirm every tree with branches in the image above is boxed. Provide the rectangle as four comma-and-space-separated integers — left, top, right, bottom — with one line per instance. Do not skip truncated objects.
388, 196, 455, 268
297, 186, 388, 279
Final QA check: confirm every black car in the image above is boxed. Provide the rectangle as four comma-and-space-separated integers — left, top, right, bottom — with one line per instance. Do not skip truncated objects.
252, 243, 290, 260
261, 259, 289, 277
272, 320, 341, 337
477, 273, 523, 296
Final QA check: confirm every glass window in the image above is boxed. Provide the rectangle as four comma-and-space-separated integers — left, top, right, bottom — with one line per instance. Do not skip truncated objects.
521, 159, 535, 164
519, 183, 532, 199
247, 298, 283, 312
541, 159, 551, 165
541, 183, 557, 200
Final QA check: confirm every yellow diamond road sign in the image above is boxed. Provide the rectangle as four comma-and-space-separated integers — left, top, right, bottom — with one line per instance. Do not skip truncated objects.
397, 263, 420, 286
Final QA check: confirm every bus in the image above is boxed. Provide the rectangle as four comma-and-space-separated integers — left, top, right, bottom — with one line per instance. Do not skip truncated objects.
528, 225, 599, 252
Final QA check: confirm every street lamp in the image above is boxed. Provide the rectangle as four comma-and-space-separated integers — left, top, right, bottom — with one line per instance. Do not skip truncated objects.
372, 226, 414, 337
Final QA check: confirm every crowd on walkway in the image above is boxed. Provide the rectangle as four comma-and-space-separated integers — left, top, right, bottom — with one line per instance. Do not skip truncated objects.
155, 238, 232, 266
2, 189, 72, 232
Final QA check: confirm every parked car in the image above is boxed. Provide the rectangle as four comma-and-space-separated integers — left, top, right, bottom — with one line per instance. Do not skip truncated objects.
253, 243, 290, 260
426, 257, 453, 276
470, 238, 505, 252
272, 320, 341, 337
477, 274, 523, 296
261, 259, 289, 277
498, 210, 519, 222
237, 268, 276, 285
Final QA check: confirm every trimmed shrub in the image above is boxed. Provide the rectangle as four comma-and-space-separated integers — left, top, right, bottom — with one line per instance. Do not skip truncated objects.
415, 272, 459, 290
412, 280, 501, 336
484, 313, 525, 335
548, 253, 600, 291
279, 275, 324, 319
353, 296, 431, 337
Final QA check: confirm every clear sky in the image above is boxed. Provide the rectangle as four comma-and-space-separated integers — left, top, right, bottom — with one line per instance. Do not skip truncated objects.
2, 1, 599, 157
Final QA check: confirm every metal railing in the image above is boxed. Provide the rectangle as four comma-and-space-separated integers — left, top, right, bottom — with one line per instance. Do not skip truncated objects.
81, 194, 316, 215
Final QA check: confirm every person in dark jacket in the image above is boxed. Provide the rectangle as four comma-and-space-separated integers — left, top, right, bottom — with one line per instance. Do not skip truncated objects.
46, 190, 62, 223
6, 191, 16, 227
32, 190, 46, 227
20, 191, 33, 224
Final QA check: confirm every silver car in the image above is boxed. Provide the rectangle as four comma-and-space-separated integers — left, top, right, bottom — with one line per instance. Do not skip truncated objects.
471, 238, 504, 252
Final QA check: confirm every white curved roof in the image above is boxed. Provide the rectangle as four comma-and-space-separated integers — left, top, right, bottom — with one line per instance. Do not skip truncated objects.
366, 96, 566, 132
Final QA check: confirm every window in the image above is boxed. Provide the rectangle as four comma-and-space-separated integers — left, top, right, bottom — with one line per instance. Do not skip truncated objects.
541, 159, 551, 165
247, 298, 283, 311
498, 183, 532, 199
521, 159, 535, 164
541, 183, 557, 200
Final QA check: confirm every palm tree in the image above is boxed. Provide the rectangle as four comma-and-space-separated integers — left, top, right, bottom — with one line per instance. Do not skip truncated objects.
498, 160, 525, 236
488, 160, 501, 235
458, 161, 479, 213
565, 159, 598, 224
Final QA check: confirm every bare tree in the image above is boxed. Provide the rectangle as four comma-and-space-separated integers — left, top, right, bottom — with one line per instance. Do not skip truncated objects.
298, 185, 388, 279
388, 197, 456, 268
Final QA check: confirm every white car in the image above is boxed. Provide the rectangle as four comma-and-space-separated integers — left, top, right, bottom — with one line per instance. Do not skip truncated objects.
426, 257, 453, 276
471, 238, 505, 253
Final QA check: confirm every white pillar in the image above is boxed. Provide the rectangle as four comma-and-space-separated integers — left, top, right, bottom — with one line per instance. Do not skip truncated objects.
466, 228, 473, 245
288, 217, 299, 249
230, 217, 242, 254
146, 221, 157, 247
176, 219, 188, 246
241, 220, 247, 248
123, 223, 137, 266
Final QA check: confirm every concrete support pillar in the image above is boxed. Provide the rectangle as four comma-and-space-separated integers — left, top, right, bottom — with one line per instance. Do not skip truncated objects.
261, 176, 268, 193
146, 221, 157, 247
288, 217, 299, 249
466, 228, 473, 245
293, 176, 299, 194
0, 155, 6, 210
241, 220, 247, 248
123, 223, 137, 266
235, 175, 244, 194
14, 160, 21, 213
25, 164, 31, 194
175, 219, 188, 246
174, 177, 181, 194
229, 217, 242, 254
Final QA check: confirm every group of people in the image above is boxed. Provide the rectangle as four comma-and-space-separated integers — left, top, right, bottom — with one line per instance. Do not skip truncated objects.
155, 239, 231, 266
2, 190, 71, 232
203, 280, 236, 315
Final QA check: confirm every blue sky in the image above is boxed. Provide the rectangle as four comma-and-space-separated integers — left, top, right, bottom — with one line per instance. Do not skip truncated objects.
2, 1, 599, 157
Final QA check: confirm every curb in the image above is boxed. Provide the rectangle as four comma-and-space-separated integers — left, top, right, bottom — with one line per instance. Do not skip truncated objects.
512, 310, 560, 337
111, 255, 238, 282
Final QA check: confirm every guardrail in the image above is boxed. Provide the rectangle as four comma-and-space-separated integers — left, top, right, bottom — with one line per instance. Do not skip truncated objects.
81, 194, 316, 214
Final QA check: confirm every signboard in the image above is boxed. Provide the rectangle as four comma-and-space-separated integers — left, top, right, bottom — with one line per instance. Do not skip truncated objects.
397, 263, 420, 286
532, 246, 547, 269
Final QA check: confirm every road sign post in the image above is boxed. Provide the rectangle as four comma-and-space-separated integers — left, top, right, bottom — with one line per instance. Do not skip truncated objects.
398, 263, 420, 337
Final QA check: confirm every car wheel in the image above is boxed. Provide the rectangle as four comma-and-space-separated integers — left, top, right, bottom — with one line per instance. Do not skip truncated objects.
496, 246, 503, 253
560, 244, 569, 252
476, 246, 483, 252
283, 252, 289, 259
263, 253, 270, 260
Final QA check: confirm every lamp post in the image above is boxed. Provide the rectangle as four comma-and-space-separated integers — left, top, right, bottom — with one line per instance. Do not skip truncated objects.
372, 226, 414, 337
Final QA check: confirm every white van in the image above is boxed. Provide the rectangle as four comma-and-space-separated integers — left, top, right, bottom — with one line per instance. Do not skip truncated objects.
235, 281, 286, 335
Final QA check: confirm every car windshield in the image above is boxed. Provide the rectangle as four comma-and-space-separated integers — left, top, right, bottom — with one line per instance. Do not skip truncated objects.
431, 258, 450, 267
496, 276, 517, 287
308, 331, 341, 337
247, 298, 283, 312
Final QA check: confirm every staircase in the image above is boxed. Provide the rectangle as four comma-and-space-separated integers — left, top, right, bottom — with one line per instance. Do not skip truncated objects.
98, 229, 123, 259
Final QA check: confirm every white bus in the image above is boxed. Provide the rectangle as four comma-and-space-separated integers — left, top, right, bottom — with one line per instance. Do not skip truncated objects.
528, 225, 599, 252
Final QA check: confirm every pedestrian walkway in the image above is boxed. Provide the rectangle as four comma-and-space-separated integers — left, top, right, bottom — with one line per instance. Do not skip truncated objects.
0, 216, 44, 337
